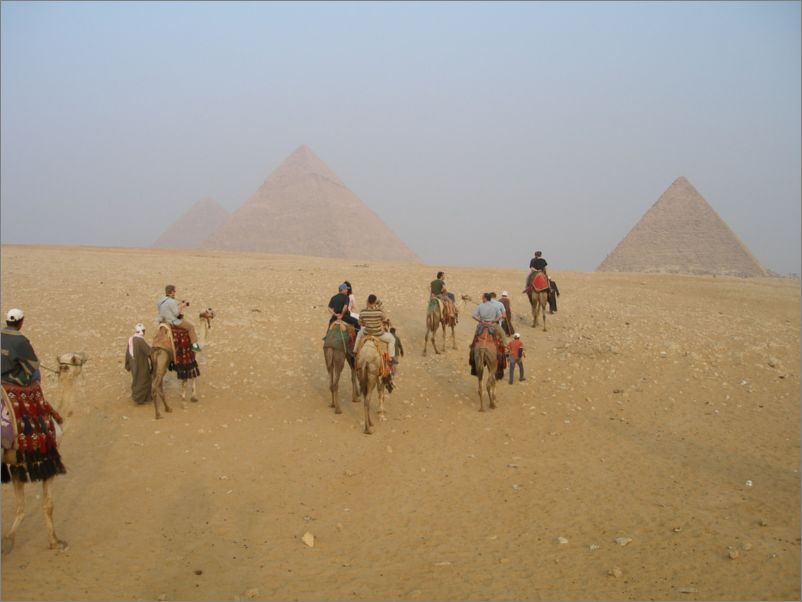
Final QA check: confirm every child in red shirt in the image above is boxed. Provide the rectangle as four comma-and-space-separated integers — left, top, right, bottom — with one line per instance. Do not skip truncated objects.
507, 333, 526, 384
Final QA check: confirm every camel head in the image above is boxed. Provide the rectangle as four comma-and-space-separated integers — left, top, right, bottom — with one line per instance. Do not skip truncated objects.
56, 352, 88, 375
55, 352, 88, 418
199, 308, 215, 321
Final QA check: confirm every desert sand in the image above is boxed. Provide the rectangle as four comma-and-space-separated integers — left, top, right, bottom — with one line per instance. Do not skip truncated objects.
1, 244, 799, 601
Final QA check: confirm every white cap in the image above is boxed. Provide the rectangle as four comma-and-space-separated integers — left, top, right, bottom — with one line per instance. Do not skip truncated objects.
501, 291, 509, 297
6, 308, 24, 322
513, 332, 520, 338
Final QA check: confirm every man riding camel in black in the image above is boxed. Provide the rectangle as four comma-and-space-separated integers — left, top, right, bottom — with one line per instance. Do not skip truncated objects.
523, 251, 549, 294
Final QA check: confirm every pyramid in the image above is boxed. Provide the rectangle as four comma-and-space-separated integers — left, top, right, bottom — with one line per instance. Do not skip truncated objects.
202, 145, 420, 262
153, 197, 228, 249
597, 177, 768, 277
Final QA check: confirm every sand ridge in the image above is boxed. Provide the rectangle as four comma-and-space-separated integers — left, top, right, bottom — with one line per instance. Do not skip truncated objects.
0, 245, 799, 601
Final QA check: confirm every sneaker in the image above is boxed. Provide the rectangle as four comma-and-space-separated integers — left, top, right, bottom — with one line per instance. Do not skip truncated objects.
519, 377, 526, 382
191, 343, 202, 352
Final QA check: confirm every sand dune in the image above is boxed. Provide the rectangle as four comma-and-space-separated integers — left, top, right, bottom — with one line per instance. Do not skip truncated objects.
1, 245, 799, 601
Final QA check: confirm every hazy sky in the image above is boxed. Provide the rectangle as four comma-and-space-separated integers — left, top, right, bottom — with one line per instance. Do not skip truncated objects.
2, 1, 800, 274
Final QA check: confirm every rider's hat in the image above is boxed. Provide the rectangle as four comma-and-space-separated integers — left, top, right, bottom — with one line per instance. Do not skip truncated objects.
513, 332, 521, 339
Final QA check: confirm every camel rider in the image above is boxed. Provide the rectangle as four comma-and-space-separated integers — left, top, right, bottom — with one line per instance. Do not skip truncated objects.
472, 292, 504, 344
2, 308, 65, 482
524, 251, 549, 293
157, 285, 201, 352
328, 283, 361, 331
430, 271, 457, 322
354, 294, 396, 361
1, 309, 42, 386
488, 292, 508, 345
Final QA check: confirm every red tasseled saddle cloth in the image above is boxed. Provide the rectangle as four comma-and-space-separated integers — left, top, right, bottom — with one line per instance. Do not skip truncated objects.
532, 272, 549, 292
1, 382, 66, 483
170, 325, 200, 381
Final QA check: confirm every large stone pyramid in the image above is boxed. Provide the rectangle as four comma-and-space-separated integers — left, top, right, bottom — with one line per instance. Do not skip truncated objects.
153, 197, 228, 249
597, 177, 768, 277
203, 145, 420, 262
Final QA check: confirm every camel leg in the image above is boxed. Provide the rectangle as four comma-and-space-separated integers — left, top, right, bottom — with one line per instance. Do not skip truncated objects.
441, 322, 447, 352
2, 480, 26, 555
152, 372, 163, 420
42, 478, 67, 550
350, 363, 359, 403
451, 322, 457, 350
488, 370, 497, 410
363, 374, 374, 435
378, 379, 387, 421
329, 352, 343, 414
541, 297, 548, 332
476, 355, 485, 412
190, 379, 198, 402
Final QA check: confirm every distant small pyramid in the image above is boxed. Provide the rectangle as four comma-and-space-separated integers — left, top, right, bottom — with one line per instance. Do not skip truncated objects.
153, 198, 228, 249
203, 145, 419, 262
597, 177, 768, 277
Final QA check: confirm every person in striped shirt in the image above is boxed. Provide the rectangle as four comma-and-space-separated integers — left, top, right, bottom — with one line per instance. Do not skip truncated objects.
354, 295, 396, 359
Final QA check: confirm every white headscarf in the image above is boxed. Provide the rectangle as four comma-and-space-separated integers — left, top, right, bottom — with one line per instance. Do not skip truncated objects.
128, 323, 146, 357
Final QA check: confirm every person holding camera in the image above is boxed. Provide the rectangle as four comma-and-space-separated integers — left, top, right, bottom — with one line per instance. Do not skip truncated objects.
157, 284, 201, 352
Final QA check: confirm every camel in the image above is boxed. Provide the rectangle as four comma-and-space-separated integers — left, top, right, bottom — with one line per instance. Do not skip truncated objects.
2, 352, 88, 555
55, 352, 89, 419
356, 337, 390, 435
198, 308, 215, 346
473, 339, 498, 412
323, 321, 358, 414
526, 272, 549, 331
151, 323, 199, 420
423, 297, 458, 355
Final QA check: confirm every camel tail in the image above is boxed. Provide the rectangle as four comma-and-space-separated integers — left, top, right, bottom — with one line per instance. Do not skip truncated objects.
358, 364, 370, 397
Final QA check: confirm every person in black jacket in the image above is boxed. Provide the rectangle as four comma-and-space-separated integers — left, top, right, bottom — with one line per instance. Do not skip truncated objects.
548, 279, 560, 314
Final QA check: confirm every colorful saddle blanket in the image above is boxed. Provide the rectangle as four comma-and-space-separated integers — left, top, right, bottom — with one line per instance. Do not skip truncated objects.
532, 272, 549, 292
170, 325, 200, 381
1, 382, 66, 483
324, 321, 356, 352
356, 336, 393, 380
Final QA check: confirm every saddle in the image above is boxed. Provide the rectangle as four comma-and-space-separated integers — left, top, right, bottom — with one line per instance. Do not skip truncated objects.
325, 320, 356, 352
152, 323, 177, 360
531, 271, 549, 293
356, 335, 393, 380
1, 381, 66, 483
154, 323, 200, 380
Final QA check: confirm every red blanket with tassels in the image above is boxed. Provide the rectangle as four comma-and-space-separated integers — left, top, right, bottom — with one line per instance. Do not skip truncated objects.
532, 272, 549, 292
170, 325, 200, 381
1, 382, 66, 483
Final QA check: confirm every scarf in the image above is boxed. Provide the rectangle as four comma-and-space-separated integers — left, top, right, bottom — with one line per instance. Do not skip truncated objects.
128, 323, 146, 357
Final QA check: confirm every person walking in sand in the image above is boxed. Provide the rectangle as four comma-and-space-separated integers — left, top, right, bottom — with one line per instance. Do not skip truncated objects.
499, 291, 513, 336
124, 323, 152, 405
389, 327, 404, 375
157, 285, 201, 352
507, 333, 526, 384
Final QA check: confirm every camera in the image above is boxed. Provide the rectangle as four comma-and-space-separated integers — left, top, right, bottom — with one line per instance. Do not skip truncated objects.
182, 300, 190, 307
